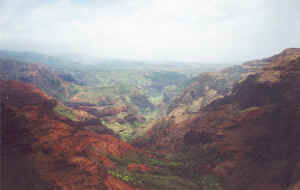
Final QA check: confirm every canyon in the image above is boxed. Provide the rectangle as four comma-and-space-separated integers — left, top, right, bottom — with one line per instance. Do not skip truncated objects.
1, 48, 300, 190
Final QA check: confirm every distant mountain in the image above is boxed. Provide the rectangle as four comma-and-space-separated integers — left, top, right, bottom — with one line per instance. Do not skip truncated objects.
0, 50, 70, 67
0, 58, 71, 99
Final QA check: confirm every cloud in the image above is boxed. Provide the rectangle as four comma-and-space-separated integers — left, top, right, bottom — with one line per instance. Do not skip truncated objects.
0, 0, 299, 62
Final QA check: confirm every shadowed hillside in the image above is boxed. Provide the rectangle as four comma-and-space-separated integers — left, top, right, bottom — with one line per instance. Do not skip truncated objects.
136, 48, 300, 190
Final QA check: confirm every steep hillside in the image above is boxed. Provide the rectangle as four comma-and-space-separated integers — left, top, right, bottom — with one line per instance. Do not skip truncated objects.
1, 80, 132, 190
1, 80, 206, 190
137, 48, 300, 190
167, 59, 268, 115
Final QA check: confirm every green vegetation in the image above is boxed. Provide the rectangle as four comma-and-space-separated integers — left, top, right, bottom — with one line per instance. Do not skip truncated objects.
54, 104, 77, 121
108, 170, 138, 183
101, 120, 144, 142
132, 172, 200, 190
241, 106, 260, 113
107, 162, 200, 190
107, 152, 181, 169
145, 157, 182, 168
149, 95, 164, 106
107, 152, 222, 190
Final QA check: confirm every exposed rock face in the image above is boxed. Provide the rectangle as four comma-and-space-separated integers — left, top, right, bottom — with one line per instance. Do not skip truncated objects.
139, 48, 300, 190
1, 80, 144, 190
167, 58, 268, 116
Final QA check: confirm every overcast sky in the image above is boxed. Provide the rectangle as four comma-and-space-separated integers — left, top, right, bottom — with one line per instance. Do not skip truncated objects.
0, 0, 299, 62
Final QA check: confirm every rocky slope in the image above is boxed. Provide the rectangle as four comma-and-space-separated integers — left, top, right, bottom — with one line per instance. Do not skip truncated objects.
167, 58, 268, 116
137, 48, 300, 190
1, 80, 206, 190
1, 80, 143, 190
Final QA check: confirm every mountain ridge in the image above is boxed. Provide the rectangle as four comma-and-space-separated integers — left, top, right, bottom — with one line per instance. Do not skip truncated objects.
135, 48, 300, 190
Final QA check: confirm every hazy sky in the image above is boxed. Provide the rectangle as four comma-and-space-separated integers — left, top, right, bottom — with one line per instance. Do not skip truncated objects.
0, 0, 299, 62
